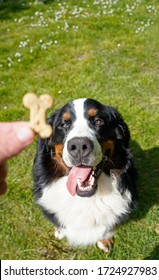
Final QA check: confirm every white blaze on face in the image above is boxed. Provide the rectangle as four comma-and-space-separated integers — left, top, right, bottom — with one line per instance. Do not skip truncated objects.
63, 98, 102, 168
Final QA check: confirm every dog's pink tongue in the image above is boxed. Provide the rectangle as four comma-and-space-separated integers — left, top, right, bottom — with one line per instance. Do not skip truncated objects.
66, 166, 92, 196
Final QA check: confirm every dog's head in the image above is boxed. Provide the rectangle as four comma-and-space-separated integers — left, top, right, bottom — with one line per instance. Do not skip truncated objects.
35, 98, 130, 198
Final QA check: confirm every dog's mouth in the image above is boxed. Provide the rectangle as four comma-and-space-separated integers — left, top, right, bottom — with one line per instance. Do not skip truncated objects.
66, 165, 98, 197
66, 150, 110, 197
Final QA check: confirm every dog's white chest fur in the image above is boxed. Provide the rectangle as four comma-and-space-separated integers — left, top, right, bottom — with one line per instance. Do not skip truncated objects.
38, 173, 131, 246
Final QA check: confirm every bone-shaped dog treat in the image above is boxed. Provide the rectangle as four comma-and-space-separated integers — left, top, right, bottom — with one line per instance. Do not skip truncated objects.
23, 93, 53, 138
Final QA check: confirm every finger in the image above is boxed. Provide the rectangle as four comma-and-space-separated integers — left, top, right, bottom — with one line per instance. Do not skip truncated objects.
0, 180, 7, 195
0, 161, 8, 181
0, 122, 35, 163
0, 162, 8, 195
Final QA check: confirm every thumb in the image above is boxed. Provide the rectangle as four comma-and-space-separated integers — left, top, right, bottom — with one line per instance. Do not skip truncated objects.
0, 122, 35, 163
16, 125, 35, 145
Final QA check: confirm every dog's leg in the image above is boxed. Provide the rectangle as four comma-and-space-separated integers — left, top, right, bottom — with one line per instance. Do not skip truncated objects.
54, 227, 65, 240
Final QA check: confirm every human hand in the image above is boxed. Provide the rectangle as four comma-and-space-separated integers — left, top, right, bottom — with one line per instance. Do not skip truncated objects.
0, 122, 35, 195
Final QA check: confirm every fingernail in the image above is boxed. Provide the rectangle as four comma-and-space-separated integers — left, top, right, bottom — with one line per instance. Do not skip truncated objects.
16, 127, 34, 143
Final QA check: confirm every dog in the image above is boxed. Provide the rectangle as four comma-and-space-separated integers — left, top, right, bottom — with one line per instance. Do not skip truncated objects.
33, 98, 137, 252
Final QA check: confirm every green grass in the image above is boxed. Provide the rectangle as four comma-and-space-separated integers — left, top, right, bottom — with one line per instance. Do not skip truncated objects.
0, 0, 159, 260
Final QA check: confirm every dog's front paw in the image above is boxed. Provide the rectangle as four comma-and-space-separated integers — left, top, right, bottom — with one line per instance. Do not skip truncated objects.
54, 227, 65, 240
97, 237, 114, 253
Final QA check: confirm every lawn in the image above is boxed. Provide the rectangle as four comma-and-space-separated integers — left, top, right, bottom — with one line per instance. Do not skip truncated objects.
0, 0, 159, 260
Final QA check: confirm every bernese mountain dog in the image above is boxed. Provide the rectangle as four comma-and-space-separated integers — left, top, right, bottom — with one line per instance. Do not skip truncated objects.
33, 98, 137, 253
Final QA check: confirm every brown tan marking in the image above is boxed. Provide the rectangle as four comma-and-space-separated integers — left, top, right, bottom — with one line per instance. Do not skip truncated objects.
54, 144, 64, 160
53, 144, 69, 171
102, 140, 115, 157
63, 112, 71, 121
88, 108, 97, 117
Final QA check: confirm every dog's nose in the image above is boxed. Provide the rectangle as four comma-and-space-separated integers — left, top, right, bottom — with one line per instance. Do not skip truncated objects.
67, 137, 94, 160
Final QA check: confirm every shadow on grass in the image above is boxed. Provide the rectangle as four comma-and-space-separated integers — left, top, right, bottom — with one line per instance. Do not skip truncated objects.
0, 0, 29, 20
0, 0, 56, 20
42, 0, 56, 4
130, 141, 159, 220
144, 246, 159, 260
130, 142, 159, 260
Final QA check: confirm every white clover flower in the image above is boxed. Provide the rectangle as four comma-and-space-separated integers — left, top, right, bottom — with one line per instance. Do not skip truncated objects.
19, 41, 28, 48
30, 47, 34, 53
15, 52, 22, 58
41, 44, 47, 50
7, 57, 13, 63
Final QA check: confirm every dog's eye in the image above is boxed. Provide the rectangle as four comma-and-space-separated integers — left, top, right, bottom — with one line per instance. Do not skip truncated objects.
61, 122, 70, 129
95, 119, 104, 126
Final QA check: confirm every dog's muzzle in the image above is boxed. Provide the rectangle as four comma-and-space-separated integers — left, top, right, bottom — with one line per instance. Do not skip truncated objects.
65, 137, 109, 197
67, 137, 94, 165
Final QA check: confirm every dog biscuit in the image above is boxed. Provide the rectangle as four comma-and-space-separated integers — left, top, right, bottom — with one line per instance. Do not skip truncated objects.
23, 93, 53, 138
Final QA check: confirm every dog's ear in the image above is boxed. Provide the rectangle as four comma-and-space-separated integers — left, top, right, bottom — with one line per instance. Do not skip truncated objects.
47, 110, 57, 134
114, 112, 130, 148
115, 121, 130, 148
35, 110, 58, 155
